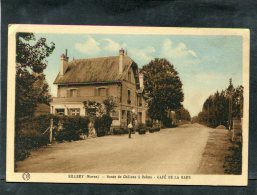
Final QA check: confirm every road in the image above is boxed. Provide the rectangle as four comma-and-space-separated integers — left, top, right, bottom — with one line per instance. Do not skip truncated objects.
16, 124, 212, 174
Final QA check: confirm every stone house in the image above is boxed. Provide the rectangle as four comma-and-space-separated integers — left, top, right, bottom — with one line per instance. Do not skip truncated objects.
50, 49, 147, 128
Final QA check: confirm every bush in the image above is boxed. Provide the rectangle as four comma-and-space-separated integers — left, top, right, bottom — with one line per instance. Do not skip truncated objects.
138, 129, 146, 135
113, 129, 120, 135
145, 119, 153, 127
149, 128, 155, 133
137, 123, 146, 129
15, 115, 90, 161
113, 128, 129, 135
162, 116, 173, 128
15, 134, 49, 161
123, 128, 129, 134
16, 114, 58, 135
56, 116, 89, 142
149, 127, 160, 133
94, 114, 113, 137
136, 123, 148, 135
15, 115, 55, 162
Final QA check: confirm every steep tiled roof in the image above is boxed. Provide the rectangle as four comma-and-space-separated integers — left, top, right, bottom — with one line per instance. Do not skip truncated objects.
54, 55, 135, 84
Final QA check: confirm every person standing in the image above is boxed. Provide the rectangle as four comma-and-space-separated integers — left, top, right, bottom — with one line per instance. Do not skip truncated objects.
128, 122, 133, 139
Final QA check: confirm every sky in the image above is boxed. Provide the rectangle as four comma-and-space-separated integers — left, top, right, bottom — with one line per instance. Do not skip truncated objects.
36, 33, 243, 117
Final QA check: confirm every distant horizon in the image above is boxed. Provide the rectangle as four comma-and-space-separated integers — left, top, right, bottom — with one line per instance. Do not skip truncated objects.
36, 33, 243, 117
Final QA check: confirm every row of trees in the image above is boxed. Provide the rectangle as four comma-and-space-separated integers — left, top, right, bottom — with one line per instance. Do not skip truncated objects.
195, 80, 243, 128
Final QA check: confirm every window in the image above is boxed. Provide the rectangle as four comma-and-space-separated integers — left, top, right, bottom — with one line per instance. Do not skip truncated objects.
127, 90, 131, 104
98, 88, 106, 96
138, 112, 142, 124
95, 87, 109, 97
67, 88, 79, 97
55, 108, 65, 115
111, 110, 119, 120
69, 108, 80, 116
128, 71, 131, 82
138, 95, 142, 106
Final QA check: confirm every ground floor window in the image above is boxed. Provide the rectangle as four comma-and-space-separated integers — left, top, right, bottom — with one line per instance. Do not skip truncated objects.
69, 108, 80, 116
111, 110, 119, 120
55, 108, 65, 115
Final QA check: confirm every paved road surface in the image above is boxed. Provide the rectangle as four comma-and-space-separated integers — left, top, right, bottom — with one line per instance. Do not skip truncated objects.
16, 124, 211, 174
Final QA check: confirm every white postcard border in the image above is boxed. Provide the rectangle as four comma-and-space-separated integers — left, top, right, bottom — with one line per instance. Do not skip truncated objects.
6, 25, 250, 186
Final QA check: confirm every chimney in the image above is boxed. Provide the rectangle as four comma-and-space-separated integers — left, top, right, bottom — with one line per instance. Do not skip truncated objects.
119, 48, 124, 75
60, 50, 69, 76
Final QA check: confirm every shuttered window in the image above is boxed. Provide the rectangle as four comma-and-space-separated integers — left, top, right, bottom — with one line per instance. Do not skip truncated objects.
70, 89, 77, 97
67, 88, 79, 97
127, 90, 131, 104
95, 87, 109, 97
128, 71, 131, 82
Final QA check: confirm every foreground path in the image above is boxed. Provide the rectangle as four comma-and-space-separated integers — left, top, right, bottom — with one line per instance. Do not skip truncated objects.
17, 124, 211, 174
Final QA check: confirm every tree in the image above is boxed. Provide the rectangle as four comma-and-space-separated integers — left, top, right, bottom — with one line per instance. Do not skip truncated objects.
142, 58, 184, 122
84, 101, 104, 119
191, 116, 199, 123
233, 85, 244, 118
84, 98, 116, 136
16, 33, 55, 119
175, 107, 191, 122
103, 96, 117, 116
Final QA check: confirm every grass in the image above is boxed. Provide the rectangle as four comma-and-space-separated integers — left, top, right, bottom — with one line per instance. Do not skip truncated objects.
224, 140, 242, 174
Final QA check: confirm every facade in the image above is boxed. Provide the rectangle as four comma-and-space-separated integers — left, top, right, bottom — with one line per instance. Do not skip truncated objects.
50, 49, 147, 128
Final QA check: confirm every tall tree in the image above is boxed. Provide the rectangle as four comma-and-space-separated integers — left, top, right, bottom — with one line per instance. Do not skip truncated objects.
142, 58, 184, 122
103, 96, 117, 116
232, 85, 244, 118
16, 33, 55, 119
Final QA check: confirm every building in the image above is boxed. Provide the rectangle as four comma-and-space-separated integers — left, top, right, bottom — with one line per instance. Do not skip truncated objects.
50, 49, 147, 128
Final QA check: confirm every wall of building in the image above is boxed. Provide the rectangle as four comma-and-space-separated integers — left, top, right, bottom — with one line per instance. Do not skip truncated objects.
51, 67, 148, 128
57, 84, 120, 99
121, 67, 137, 106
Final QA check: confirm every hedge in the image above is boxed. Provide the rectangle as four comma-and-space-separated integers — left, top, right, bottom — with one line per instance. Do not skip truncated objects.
138, 129, 146, 135
145, 119, 153, 127
113, 128, 129, 135
149, 127, 160, 133
15, 114, 56, 162
94, 114, 113, 137
55, 116, 89, 142
136, 123, 147, 135
15, 134, 49, 161
15, 115, 89, 162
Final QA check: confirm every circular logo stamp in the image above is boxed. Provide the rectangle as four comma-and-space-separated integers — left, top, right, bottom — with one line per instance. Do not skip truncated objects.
22, 172, 30, 181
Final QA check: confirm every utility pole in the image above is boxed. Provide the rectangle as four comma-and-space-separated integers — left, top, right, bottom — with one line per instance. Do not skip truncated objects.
49, 118, 53, 144
228, 78, 233, 130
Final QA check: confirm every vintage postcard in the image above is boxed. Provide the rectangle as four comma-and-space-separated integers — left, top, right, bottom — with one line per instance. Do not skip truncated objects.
6, 25, 249, 185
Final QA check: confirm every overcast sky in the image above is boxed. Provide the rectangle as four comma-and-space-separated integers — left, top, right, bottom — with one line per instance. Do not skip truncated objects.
36, 33, 243, 117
